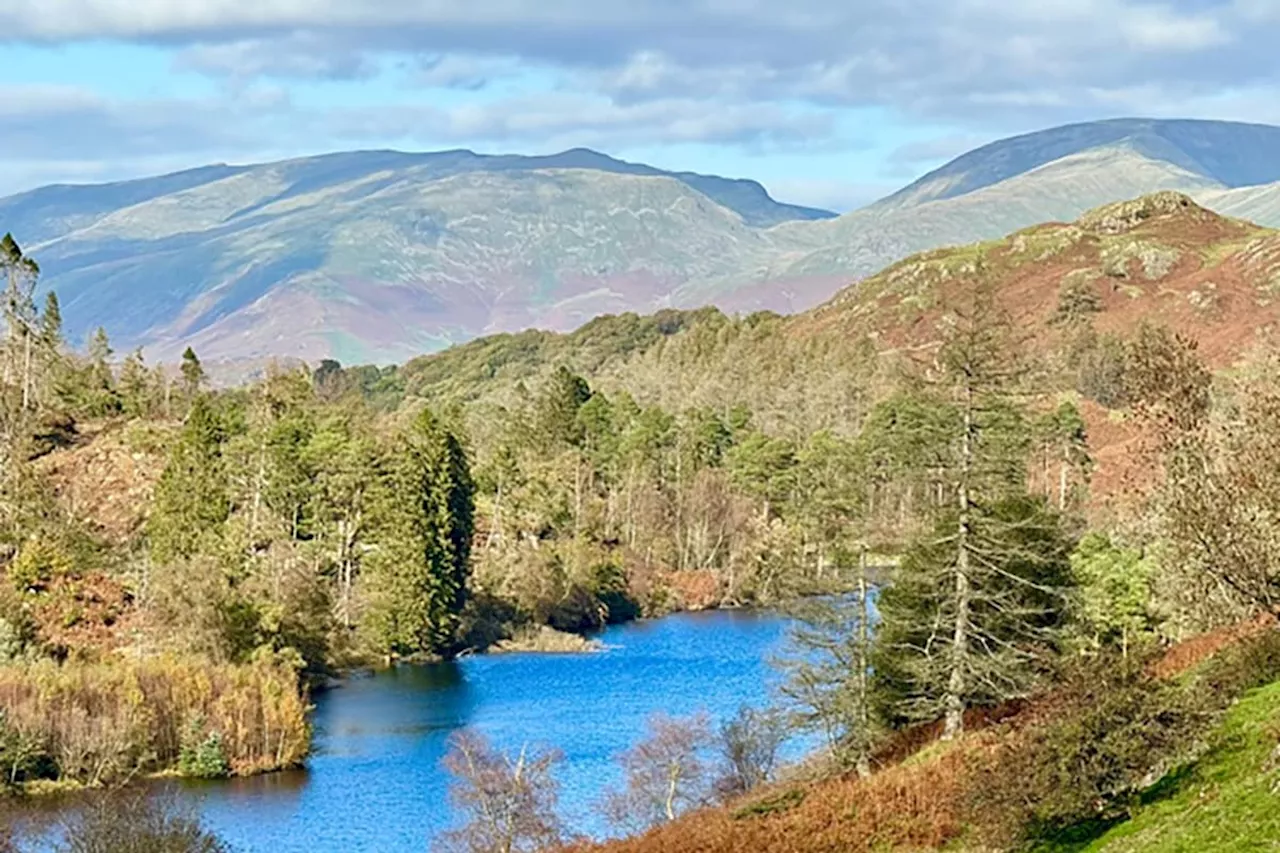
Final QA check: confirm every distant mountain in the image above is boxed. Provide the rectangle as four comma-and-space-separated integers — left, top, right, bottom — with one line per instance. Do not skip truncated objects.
872, 118, 1280, 211
5, 119, 1280, 365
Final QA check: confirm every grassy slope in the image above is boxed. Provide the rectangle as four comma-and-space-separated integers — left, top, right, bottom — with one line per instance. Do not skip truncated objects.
1046, 679, 1280, 853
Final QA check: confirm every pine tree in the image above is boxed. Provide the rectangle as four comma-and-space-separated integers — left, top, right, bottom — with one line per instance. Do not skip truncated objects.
870, 272, 1076, 738
536, 366, 591, 452
363, 408, 475, 657
149, 395, 231, 564
180, 347, 205, 401
118, 349, 154, 417
38, 293, 61, 352
1, 234, 39, 413
81, 327, 122, 416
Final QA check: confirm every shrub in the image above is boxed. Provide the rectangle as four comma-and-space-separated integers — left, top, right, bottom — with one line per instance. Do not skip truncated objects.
178, 718, 230, 780
55, 789, 230, 853
972, 628, 1280, 845
1008, 667, 1207, 839
0, 710, 51, 789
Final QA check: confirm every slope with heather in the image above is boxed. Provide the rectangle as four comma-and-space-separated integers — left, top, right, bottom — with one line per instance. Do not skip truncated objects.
387, 192, 1279, 504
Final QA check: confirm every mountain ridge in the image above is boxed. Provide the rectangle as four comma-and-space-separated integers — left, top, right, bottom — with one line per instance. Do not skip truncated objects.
7, 118, 1280, 365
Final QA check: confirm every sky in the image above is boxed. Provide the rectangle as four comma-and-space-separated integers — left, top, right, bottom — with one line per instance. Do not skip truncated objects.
1, 1, 1279, 212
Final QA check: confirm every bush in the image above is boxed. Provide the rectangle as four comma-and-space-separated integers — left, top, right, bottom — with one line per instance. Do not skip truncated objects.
0, 710, 51, 789
973, 628, 1280, 845
55, 789, 230, 853
0, 585, 37, 663
178, 718, 230, 779
1191, 625, 1280, 700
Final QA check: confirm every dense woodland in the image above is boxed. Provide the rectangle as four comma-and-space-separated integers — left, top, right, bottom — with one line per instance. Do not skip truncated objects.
6, 197, 1280, 853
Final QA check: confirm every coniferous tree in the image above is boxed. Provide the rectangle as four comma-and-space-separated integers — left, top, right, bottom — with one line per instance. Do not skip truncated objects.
37, 292, 60, 352
180, 346, 205, 402
118, 349, 154, 417
363, 408, 475, 657
149, 395, 231, 564
870, 272, 1076, 738
81, 327, 122, 416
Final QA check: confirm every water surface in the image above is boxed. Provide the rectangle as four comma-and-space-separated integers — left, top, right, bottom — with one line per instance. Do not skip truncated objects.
172, 609, 797, 851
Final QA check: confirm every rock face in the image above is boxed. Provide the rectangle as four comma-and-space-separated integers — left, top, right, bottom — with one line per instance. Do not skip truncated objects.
1077, 192, 1213, 234
7, 119, 1280, 365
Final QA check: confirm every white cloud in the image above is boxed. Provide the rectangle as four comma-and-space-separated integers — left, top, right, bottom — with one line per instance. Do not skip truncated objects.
328, 94, 835, 149
1, 0, 1278, 197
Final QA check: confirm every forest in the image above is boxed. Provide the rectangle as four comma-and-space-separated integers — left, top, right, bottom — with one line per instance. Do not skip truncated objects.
5, 193, 1280, 853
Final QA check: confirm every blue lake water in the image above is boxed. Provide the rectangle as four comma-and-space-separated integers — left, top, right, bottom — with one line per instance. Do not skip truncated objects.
134, 609, 798, 851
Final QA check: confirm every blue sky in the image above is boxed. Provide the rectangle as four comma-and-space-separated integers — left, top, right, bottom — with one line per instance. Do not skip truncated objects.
1, 0, 1278, 211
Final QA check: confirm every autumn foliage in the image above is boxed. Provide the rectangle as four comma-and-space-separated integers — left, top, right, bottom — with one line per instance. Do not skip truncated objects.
0, 653, 309, 785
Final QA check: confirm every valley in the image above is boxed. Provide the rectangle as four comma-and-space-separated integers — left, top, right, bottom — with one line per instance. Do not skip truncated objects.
7, 119, 1280, 853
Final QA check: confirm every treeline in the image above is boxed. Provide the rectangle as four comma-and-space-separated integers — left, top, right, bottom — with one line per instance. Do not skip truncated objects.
0, 234, 471, 788
0, 234, 897, 793
429, 276, 1280, 852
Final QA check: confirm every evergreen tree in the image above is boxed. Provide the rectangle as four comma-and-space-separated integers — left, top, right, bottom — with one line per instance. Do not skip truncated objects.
536, 366, 591, 451
873, 495, 1074, 731
870, 273, 1075, 738
363, 408, 475, 657
82, 327, 122, 416
180, 346, 205, 401
1, 234, 39, 413
149, 395, 231, 563
118, 349, 154, 417
37, 292, 61, 352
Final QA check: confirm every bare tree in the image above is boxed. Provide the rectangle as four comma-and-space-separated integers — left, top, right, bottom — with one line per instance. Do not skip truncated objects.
715, 705, 787, 798
437, 729, 566, 853
602, 712, 714, 834
55, 789, 229, 853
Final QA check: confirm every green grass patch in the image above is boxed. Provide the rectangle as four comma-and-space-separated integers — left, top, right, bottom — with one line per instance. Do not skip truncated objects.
1039, 678, 1280, 852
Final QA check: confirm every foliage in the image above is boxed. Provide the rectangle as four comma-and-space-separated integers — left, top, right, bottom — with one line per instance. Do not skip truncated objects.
148, 395, 231, 564
1052, 668, 1280, 852
1070, 532, 1160, 656
177, 717, 231, 779
974, 656, 1213, 844
362, 408, 475, 657
975, 628, 1280, 848
874, 496, 1076, 729
1152, 349, 1280, 621
776, 584, 880, 774
0, 654, 308, 786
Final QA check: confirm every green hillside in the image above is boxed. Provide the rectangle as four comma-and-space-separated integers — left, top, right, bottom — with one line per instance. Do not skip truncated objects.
1046, 678, 1280, 853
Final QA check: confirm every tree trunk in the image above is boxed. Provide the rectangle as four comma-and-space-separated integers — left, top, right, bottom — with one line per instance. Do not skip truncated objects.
487, 476, 503, 549
21, 330, 31, 411
665, 762, 681, 821
943, 379, 974, 741
856, 544, 872, 777
1058, 447, 1070, 510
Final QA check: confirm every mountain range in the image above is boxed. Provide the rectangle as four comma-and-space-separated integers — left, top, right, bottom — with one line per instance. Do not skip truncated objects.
7, 117, 1280, 365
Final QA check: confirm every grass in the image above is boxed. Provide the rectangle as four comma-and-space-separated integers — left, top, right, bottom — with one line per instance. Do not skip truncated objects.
1036, 678, 1280, 853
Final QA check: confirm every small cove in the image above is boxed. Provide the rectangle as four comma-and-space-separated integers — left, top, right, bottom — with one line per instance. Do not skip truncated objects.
10, 609, 805, 851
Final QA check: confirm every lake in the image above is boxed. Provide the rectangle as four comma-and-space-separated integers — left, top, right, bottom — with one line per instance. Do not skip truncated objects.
11, 609, 803, 851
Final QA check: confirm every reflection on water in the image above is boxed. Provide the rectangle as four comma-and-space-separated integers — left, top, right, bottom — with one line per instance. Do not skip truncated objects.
11, 610, 799, 853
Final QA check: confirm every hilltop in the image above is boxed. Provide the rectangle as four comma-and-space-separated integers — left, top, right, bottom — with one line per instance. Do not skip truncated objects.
7, 118, 1280, 365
